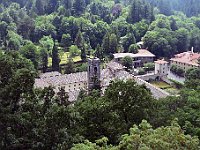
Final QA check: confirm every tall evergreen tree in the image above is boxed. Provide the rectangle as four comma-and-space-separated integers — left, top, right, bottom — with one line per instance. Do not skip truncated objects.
170, 17, 178, 31
75, 30, 84, 48
40, 48, 48, 73
102, 33, 110, 55
72, 0, 86, 16
46, 0, 58, 14
158, 0, 172, 16
64, 57, 75, 74
109, 33, 118, 54
62, 0, 72, 10
95, 44, 103, 60
127, 0, 154, 24
35, 0, 45, 15
52, 41, 60, 71
81, 46, 87, 62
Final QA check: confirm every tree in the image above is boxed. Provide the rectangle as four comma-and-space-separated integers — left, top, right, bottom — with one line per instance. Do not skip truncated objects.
56, 87, 70, 106
102, 32, 110, 55
62, 0, 72, 11
158, 0, 172, 16
81, 46, 87, 62
190, 28, 200, 52
118, 119, 199, 150
143, 29, 175, 58
170, 65, 185, 77
46, 0, 58, 14
176, 67, 185, 77
7, 30, 23, 51
20, 43, 39, 69
74, 80, 155, 144
170, 17, 178, 31
0, 21, 8, 47
52, 41, 60, 71
155, 88, 200, 139
74, 30, 86, 61
132, 20, 149, 41
39, 36, 54, 53
109, 33, 118, 54
175, 28, 190, 52
138, 68, 145, 75
40, 48, 48, 73
61, 34, 72, 50
35, 0, 45, 15
64, 58, 75, 74
104, 80, 155, 141
75, 30, 84, 48
72, 119, 199, 150
127, 0, 154, 24
95, 44, 103, 60
185, 68, 200, 90
144, 62, 155, 72
69, 45, 81, 57
121, 32, 136, 52
128, 44, 138, 53
121, 56, 133, 70
17, 16, 35, 40
0, 51, 35, 111
72, 0, 86, 16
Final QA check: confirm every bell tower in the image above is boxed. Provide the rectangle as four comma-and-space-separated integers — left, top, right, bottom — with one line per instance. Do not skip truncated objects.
87, 58, 101, 91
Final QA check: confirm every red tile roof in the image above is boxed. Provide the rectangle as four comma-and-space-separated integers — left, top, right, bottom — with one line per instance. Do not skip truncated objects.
170, 51, 200, 66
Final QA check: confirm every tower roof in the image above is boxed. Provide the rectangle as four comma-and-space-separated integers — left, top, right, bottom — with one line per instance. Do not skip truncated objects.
155, 59, 168, 65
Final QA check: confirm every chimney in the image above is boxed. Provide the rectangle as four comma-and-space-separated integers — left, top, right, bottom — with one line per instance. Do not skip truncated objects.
191, 47, 194, 53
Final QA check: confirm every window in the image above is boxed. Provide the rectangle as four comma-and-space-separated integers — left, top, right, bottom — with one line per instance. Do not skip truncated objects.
94, 67, 97, 74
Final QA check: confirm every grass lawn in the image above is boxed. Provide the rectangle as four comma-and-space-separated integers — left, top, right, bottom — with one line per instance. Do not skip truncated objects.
48, 52, 81, 67
150, 81, 180, 95
150, 81, 171, 89
164, 87, 180, 95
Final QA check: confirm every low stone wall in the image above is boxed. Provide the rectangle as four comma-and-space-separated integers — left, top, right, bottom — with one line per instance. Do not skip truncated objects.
134, 77, 170, 99
161, 76, 173, 85
136, 73, 158, 81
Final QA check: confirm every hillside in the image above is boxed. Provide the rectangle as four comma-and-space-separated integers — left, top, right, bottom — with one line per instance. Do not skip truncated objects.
0, 0, 200, 149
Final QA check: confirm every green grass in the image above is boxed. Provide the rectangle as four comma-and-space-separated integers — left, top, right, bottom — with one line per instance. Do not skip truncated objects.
164, 87, 180, 95
150, 81, 180, 95
48, 52, 81, 67
150, 81, 171, 89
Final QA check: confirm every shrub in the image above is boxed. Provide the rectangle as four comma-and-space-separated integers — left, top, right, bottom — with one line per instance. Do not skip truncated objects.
138, 68, 145, 75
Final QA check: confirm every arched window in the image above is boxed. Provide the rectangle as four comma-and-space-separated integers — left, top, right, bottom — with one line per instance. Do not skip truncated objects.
94, 66, 97, 74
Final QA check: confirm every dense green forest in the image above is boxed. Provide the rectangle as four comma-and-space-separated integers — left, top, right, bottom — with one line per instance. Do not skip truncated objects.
1, 0, 200, 149
0, 0, 200, 71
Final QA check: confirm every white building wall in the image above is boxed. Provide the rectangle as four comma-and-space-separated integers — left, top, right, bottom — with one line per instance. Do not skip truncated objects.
155, 63, 161, 74
55, 82, 88, 93
155, 63, 169, 76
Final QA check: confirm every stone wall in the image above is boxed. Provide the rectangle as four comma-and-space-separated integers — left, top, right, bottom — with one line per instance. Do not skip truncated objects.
136, 73, 159, 81
134, 77, 170, 99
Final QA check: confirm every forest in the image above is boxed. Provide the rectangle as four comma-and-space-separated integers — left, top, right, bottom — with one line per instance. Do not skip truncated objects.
0, 0, 200, 149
